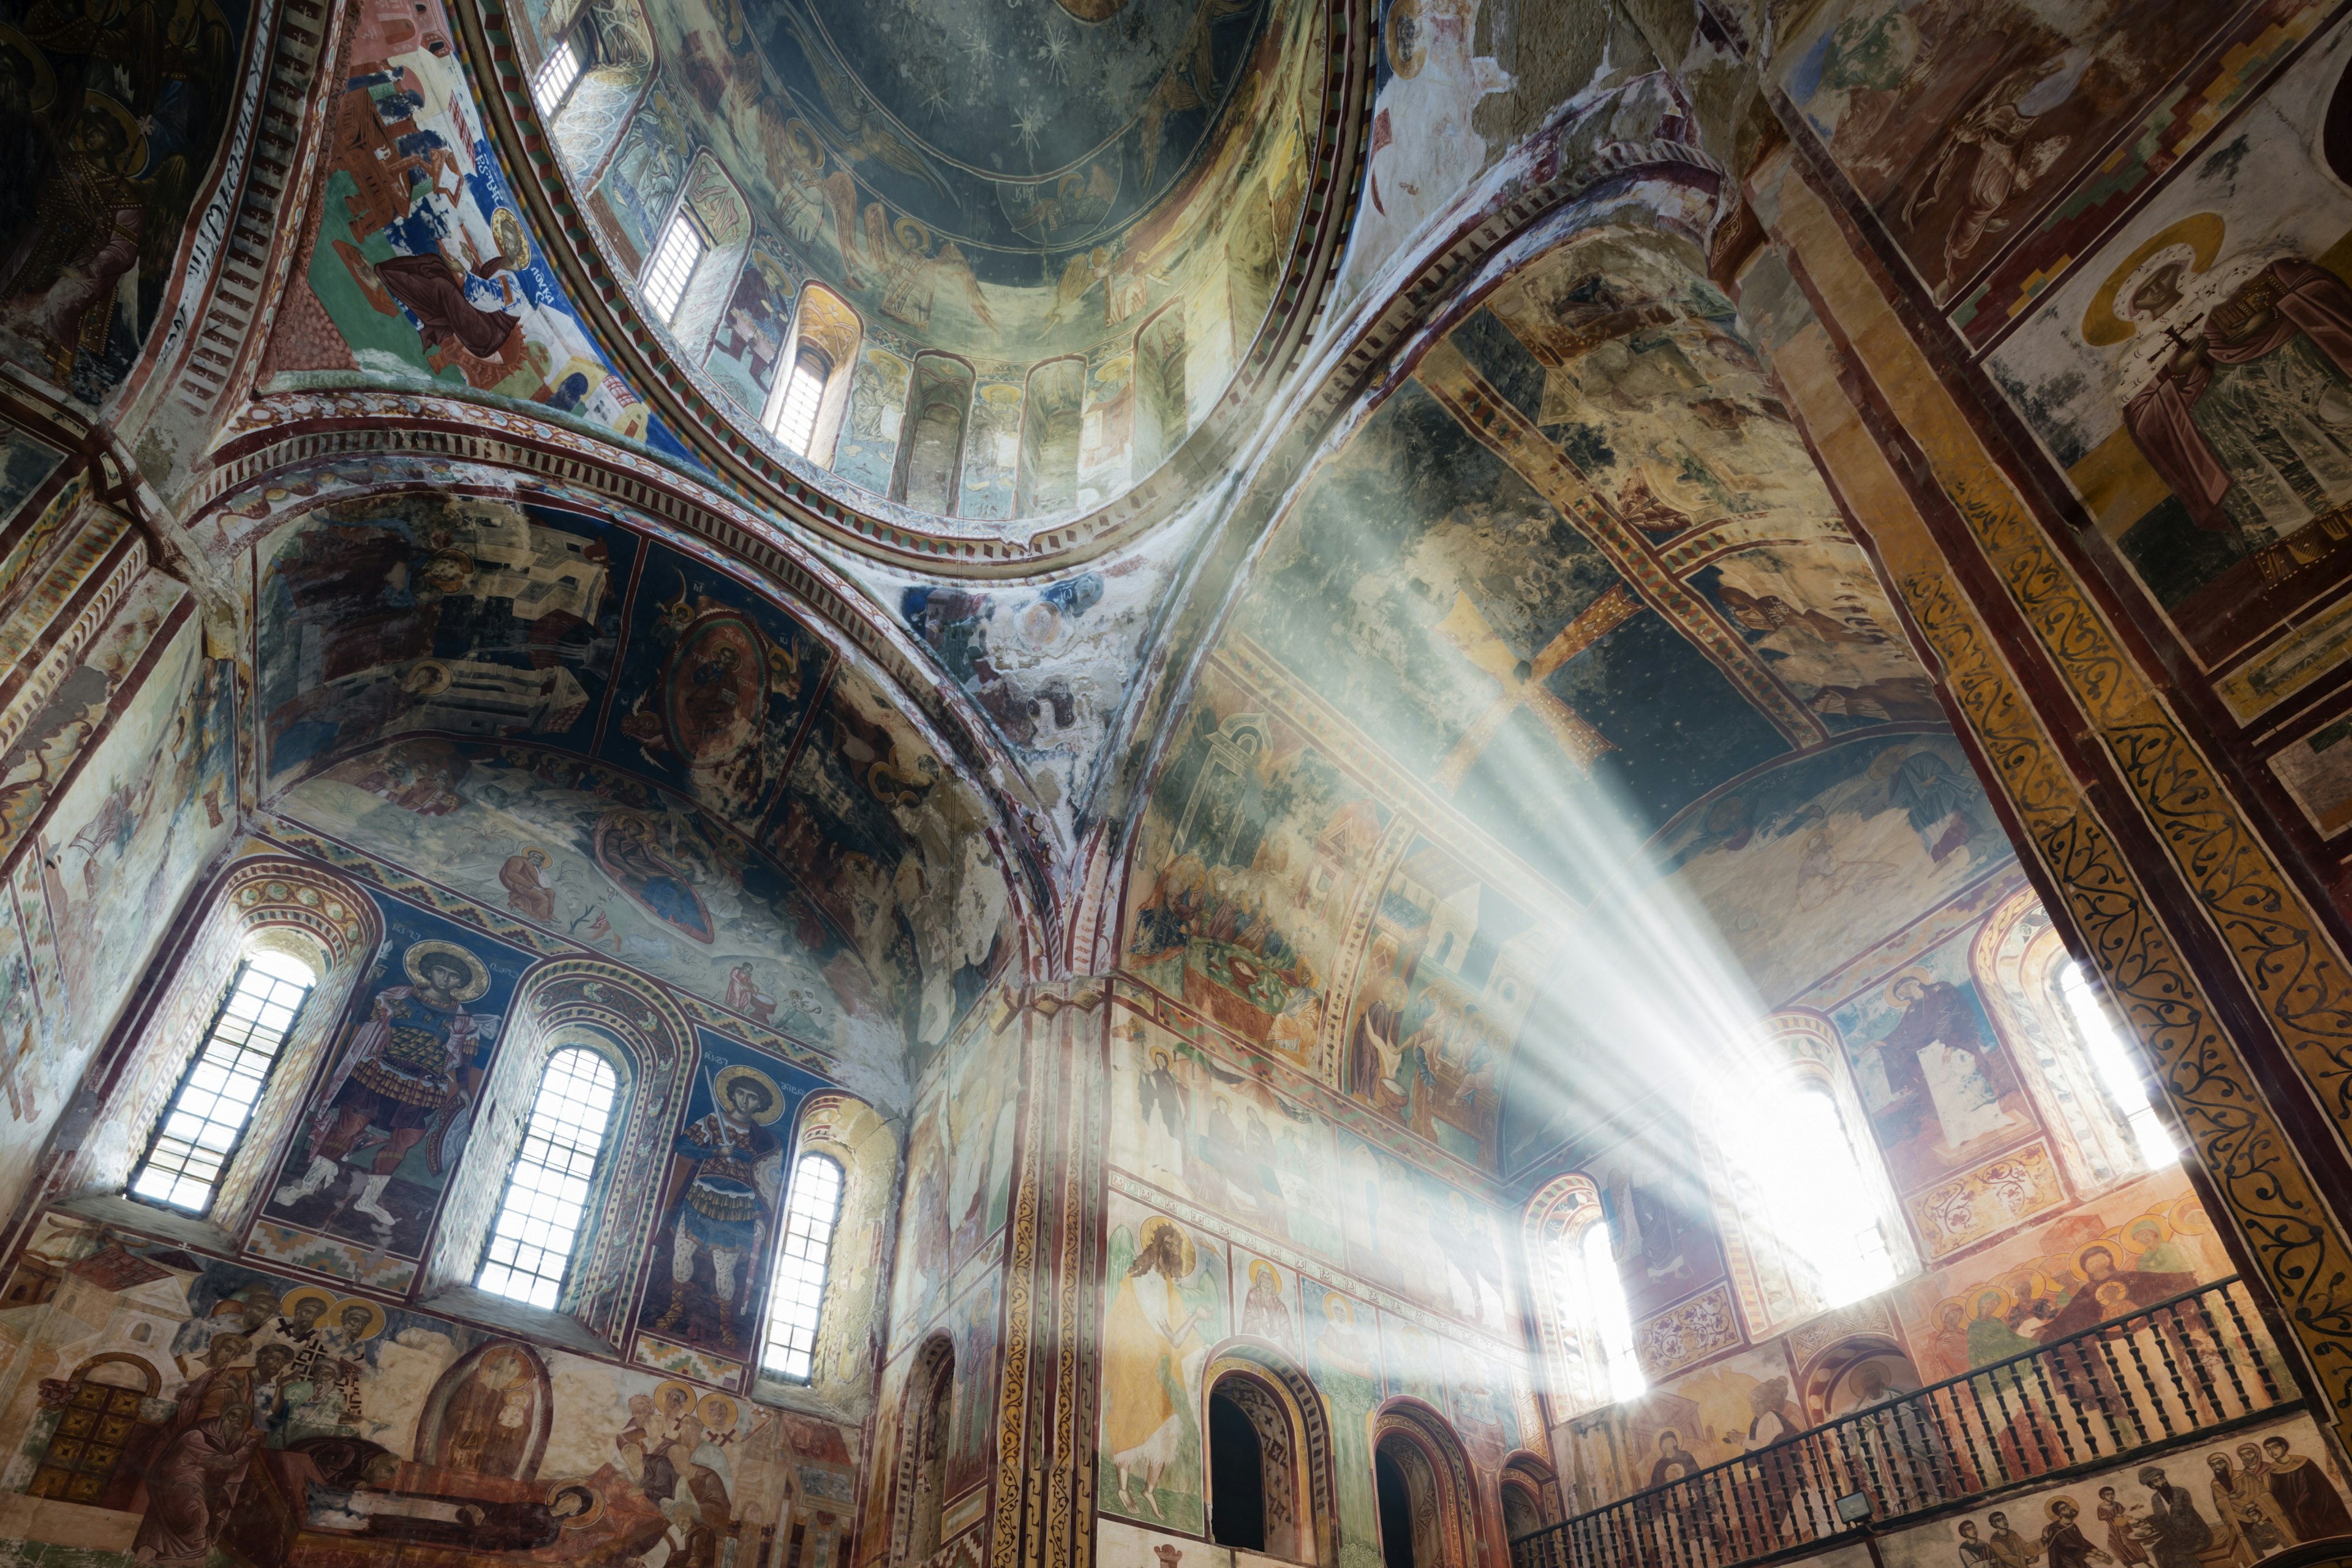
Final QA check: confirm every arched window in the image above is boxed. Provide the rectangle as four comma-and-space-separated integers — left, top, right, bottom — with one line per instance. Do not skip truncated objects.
760, 1152, 843, 1381
1711, 1017, 1914, 1335
2054, 960, 2175, 1169
1370, 1408, 1478, 1568
129, 947, 317, 1214
1209, 1387, 1266, 1550
1523, 1175, 1643, 1419
892, 1339, 955, 1564
477, 1047, 618, 1308
767, 283, 861, 464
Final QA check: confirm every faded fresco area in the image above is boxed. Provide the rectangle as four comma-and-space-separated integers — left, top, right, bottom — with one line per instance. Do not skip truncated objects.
263, 0, 671, 448
1986, 18, 2352, 685
0, 1214, 858, 1568
256, 492, 1011, 1059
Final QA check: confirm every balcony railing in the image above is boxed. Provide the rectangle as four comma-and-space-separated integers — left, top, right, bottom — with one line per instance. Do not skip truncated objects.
1511, 1277, 2291, 1568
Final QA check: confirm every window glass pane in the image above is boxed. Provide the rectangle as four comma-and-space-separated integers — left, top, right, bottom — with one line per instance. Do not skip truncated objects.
130, 952, 315, 1215
771, 349, 829, 455
532, 36, 581, 108
760, 1153, 843, 1381
1580, 1219, 1646, 1403
1776, 1086, 1896, 1306
2058, 961, 2176, 1169
477, 1049, 618, 1310
644, 216, 704, 325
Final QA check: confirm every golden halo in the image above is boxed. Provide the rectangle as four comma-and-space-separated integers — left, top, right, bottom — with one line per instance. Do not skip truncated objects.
1968, 1285, 2013, 1319
781, 118, 824, 174
0, 24, 57, 113
546, 1479, 606, 1528
2081, 213, 2225, 347
892, 215, 930, 255
330, 1297, 386, 1339
696, 1393, 739, 1431
653, 1379, 698, 1414
1885, 967, 1933, 1003
82, 92, 146, 175
402, 940, 491, 1001
1383, 0, 1425, 78
1248, 1259, 1278, 1288
2071, 1240, 2126, 1281
280, 1285, 341, 1322
712, 1063, 786, 1123
1322, 1290, 1352, 1322
491, 208, 532, 271
2045, 1496, 2081, 1521
2169, 1196, 2213, 1235
1137, 1215, 1195, 1276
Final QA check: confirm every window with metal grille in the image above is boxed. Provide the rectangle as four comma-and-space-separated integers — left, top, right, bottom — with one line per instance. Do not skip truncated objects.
760, 1152, 843, 1380
2056, 959, 2176, 1170
477, 1049, 617, 1310
769, 345, 831, 455
643, 213, 704, 325
129, 949, 316, 1213
531, 35, 581, 109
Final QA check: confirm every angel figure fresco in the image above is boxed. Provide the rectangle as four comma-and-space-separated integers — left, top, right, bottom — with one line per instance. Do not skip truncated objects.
1102, 1215, 1218, 1519
774, 8, 951, 206
271, 940, 499, 1243
651, 1062, 787, 1351
0, 0, 238, 391
858, 207, 997, 335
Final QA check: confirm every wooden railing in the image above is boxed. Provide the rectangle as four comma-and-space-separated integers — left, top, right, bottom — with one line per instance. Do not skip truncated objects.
1510, 1277, 2291, 1568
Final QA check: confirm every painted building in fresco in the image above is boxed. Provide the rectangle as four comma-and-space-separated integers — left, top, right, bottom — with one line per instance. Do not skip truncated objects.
5, 4, 2352, 1568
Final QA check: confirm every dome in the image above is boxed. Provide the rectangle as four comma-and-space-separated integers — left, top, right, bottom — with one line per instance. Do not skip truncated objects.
523, 0, 1332, 530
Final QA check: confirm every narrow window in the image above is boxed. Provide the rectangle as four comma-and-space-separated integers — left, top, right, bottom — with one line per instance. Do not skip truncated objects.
1581, 1218, 1645, 1403
770, 345, 832, 456
2056, 960, 2176, 1169
643, 213, 706, 325
531, 35, 582, 110
1208, 1389, 1267, 1550
129, 949, 316, 1213
477, 1048, 617, 1309
1771, 1084, 1897, 1306
1374, 1448, 1417, 1568
760, 1152, 843, 1380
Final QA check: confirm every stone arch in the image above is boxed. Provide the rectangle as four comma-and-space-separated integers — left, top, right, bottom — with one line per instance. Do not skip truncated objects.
891, 1334, 957, 1565
414, 1340, 554, 1480
1498, 1451, 1562, 1542
62, 856, 383, 1238
1371, 1401, 1481, 1568
424, 957, 693, 1340
1204, 1342, 1338, 1563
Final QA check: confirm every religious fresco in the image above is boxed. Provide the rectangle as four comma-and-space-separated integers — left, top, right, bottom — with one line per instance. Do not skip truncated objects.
1875, 1411, 2352, 1568
1983, 17, 2352, 684
270, 0, 668, 447
0, 1212, 856, 1568
888, 1009, 1020, 1340
1771, 0, 2252, 309
635, 1031, 824, 1361
1303, 1281, 1381, 1568
258, 897, 534, 1262
26, 614, 236, 1177
0, 0, 255, 402
0, 422, 66, 522
543, 0, 1321, 517
1098, 1188, 1226, 1532
257, 492, 1012, 1059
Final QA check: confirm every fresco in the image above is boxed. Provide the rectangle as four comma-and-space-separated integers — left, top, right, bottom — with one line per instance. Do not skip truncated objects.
32, 614, 236, 1129
1876, 1412, 2352, 1568
1648, 730, 2011, 1007
636, 1031, 824, 1360
258, 493, 1012, 1058
276, 0, 666, 445
0, 0, 255, 401
1773, 0, 2249, 308
1896, 1166, 2222, 1380
1098, 1189, 1226, 1532
259, 897, 534, 1261
0, 423, 66, 522
1983, 17, 2352, 677
1303, 1281, 1381, 1568
549, 0, 1321, 516
0, 1213, 854, 1568
889, 1012, 1020, 1338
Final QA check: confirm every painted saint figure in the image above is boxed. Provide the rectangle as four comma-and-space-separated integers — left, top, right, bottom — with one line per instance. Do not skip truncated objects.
271, 941, 498, 1235
2263, 1434, 2352, 1539
1102, 1217, 1208, 1518
652, 1065, 786, 1350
